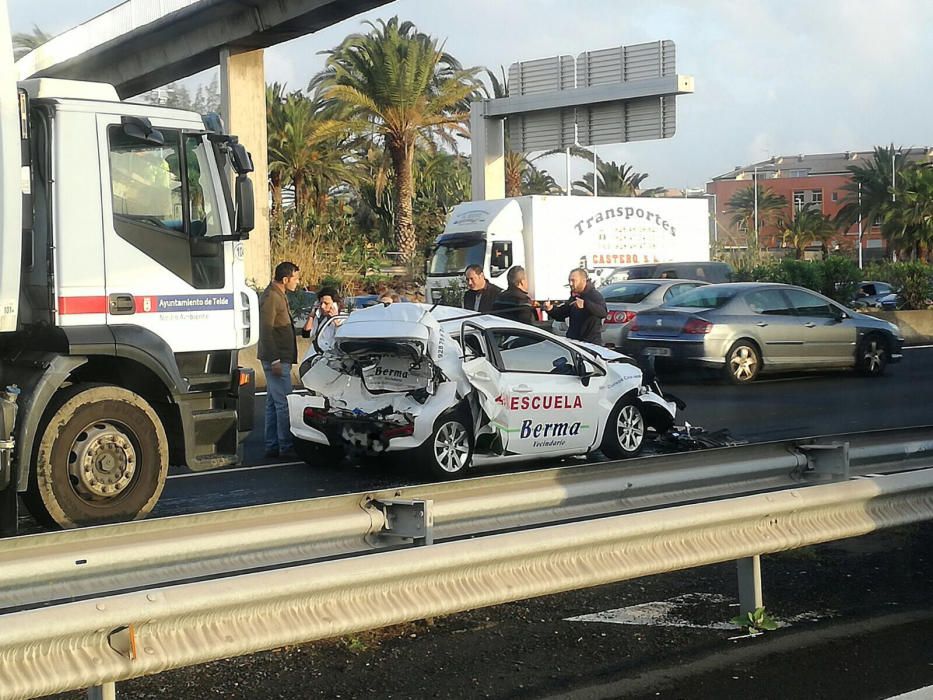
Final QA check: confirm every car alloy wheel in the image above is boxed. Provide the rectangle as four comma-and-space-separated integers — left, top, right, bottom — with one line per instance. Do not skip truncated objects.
857, 334, 888, 377
433, 420, 471, 474
726, 341, 761, 384
615, 404, 645, 453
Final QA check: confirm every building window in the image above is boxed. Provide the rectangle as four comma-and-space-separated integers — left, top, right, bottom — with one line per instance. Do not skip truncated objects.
788, 169, 808, 178
793, 191, 805, 211
831, 191, 838, 202
811, 190, 823, 206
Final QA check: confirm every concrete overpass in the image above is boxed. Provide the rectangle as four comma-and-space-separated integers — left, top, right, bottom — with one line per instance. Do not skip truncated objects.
16, 0, 391, 282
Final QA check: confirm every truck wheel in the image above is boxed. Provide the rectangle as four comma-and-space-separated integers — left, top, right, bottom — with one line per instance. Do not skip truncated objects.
418, 411, 473, 480
23, 385, 168, 529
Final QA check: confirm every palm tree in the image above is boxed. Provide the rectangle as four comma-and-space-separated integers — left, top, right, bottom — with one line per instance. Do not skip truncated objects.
12, 25, 52, 60
267, 92, 356, 219
521, 163, 563, 195
779, 202, 836, 259
883, 163, 933, 259
313, 17, 481, 261
726, 185, 788, 251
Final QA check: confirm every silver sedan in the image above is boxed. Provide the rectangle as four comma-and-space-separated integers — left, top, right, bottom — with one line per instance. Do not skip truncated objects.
599, 279, 708, 347
622, 282, 904, 384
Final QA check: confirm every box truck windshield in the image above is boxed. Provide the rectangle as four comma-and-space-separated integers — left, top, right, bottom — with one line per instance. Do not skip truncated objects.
429, 233, 485, 276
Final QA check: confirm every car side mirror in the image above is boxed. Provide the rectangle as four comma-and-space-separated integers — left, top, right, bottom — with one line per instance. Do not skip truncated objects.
578, 357, 600, 386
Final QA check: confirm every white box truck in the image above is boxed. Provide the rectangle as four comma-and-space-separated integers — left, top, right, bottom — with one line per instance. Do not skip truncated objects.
425, 195, 710, 304
0, 2, 259, 533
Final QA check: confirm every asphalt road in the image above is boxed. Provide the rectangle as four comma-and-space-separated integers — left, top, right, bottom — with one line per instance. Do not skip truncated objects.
144, 345, 933, 519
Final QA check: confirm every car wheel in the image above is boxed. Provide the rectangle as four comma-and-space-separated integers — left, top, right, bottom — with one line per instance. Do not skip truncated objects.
724, 340, 761, 384
419, 411, 473, 480
856, 334, 888, 377
23, 385, 168, 529
601, 398, 646, 459
293, 437, 343, 466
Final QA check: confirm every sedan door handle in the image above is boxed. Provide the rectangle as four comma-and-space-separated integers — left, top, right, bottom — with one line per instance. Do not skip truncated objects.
755, 322, 768, 327
473, 371, 491, 381
514, 384, 533, 393
803, 322, 816, 328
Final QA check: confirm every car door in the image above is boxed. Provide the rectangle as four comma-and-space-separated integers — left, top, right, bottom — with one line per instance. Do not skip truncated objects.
486, 328, 602, 455
782, 288, 856, 366
742, 288, 804, 368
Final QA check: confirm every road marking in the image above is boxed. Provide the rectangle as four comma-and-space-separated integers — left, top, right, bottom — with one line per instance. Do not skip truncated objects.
887, 687, 933, 699
566, 592, 836, 631
903, 345, 933, 350
167, 461, 303, 479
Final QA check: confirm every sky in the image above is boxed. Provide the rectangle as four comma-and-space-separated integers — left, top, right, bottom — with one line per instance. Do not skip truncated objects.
9, 0, 933, 191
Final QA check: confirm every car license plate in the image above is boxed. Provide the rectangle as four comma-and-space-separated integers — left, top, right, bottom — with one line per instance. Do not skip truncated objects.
644, 346, 672, 357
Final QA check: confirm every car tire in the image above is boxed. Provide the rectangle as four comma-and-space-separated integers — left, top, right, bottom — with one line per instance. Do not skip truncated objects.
724, 340, 761, 384
856, 333, 889, 377
418, 410, 474, 480
601, 397, 646, 459
293, 437, 343, 467
23, 384, 168, 529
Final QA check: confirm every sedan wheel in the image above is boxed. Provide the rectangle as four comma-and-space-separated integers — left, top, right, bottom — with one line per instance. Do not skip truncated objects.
857, 334, 888, 377
419, 413, 473, 479
601, 398, 646, 459
725, 341, 761, 384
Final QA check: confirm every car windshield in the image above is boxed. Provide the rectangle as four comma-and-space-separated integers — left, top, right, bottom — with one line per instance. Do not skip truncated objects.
429, 237, 486, 276
602, 282, 659, 303
664, 286, 737, 309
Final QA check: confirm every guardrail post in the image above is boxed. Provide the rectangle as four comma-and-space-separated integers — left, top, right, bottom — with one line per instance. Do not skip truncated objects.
736, 555, 763, 616
799, 442, 850, 481
374, 499, 434, 545
87, 682, 116, 700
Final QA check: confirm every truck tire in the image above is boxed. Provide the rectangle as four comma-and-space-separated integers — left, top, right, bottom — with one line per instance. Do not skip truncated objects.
23, 385, 169, 529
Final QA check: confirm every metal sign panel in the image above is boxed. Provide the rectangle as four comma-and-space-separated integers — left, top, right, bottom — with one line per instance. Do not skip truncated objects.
506, 55, 576, 152
576, 40, 676, 146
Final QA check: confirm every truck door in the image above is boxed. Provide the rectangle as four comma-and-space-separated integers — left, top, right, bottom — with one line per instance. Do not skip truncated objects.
99, 117, 238, 353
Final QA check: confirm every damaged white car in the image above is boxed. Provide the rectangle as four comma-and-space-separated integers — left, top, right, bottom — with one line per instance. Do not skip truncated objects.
287, 303, 681, 479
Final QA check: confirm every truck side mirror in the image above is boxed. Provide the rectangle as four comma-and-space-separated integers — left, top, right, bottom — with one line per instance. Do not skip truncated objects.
120, 116, 164, 146
229, 141, 254, 174
490, 241, 512, 274
235, 175, 254, 236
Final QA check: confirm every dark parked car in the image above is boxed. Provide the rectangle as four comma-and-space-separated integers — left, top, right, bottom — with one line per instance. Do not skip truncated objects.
852, 281, 900, 310
600, 261, 732, 285
623, 283, 904, 384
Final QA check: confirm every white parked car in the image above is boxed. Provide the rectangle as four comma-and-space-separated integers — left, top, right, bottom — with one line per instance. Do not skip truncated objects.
287, 303, 680, 479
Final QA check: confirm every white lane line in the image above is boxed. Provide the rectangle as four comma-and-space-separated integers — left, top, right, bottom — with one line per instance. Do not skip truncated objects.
904, 345, 933, 350
167, 461, 303, 479
887, 687, 933, 699
255, 389, 309, 397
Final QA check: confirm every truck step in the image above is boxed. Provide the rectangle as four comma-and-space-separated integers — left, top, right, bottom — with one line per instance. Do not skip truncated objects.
186, 373, 233, 390
188, 453, 237, 471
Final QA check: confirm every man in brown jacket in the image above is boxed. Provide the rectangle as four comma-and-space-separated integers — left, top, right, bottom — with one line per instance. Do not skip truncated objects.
259, 261, 300, 458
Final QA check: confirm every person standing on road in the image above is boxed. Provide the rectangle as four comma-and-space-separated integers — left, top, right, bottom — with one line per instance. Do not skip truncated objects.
492, 265, 537, 325
259, 262, 301, 459
545, 268, 607, 344
462, 264, 501, 312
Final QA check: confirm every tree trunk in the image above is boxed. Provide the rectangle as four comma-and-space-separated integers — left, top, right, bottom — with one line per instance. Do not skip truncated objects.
269, 174, 283, 218
505, 151, 523, 197
389, 137, 416, 262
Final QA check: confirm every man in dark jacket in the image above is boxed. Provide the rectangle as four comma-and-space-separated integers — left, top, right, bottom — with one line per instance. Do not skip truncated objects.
492, 265, 536, 325
259, 261, 300, 458
462, 264, 501, 312
545, 268, 607, 344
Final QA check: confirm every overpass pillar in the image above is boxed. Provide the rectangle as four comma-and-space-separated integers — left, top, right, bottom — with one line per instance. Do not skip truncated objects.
220, 48, 270, 286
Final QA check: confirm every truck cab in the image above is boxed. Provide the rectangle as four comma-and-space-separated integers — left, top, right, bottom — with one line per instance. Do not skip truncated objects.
0, 63, 258, 529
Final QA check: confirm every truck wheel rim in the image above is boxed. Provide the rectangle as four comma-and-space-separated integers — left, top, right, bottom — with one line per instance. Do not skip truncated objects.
68, 421, 138, 500
616, 405, 645, 452
434, 422, 470, 473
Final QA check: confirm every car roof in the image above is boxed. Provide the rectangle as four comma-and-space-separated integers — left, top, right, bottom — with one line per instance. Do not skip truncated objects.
603, 278, 707, 286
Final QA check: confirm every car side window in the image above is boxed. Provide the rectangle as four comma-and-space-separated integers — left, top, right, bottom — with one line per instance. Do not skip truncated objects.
785, 289, 836, 318
491, 330, 576, 374
746, 289, 793, 315
663, 283, 701, 303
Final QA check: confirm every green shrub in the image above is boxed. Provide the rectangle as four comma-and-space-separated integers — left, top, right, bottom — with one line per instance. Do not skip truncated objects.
860, 261, 933, 310
736, 256, 860, 304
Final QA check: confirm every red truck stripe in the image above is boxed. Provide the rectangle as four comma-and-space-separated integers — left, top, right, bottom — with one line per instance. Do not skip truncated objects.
57, 296, 108, 315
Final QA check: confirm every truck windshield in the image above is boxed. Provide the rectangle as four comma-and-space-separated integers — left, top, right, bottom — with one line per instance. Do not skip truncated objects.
429, 238, 486, 276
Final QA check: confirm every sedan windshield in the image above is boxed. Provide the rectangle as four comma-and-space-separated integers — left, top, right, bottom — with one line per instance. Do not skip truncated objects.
664, 286, 737, 309
602, 282, 660, 303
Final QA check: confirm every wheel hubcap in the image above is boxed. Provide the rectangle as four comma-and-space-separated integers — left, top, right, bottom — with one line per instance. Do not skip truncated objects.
731, 347, 758, 380
68, 422, 137, 499
865, 341, 885, 373
616, 405, 645, 452
433, 421, 470, 473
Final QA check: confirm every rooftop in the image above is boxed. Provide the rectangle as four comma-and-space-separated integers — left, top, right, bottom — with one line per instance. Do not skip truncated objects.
712, 147, 933, 181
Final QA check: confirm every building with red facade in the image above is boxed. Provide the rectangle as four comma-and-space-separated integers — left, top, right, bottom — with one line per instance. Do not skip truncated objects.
706, 148, 933, 262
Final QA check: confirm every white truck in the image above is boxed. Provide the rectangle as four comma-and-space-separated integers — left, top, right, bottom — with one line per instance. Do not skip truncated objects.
0, 7, 259, 532
425, 195, 711, 304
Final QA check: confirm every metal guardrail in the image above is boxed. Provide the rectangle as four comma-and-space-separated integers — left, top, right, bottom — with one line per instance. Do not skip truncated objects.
2, 427, 933, 613
2, 465, 933, 700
